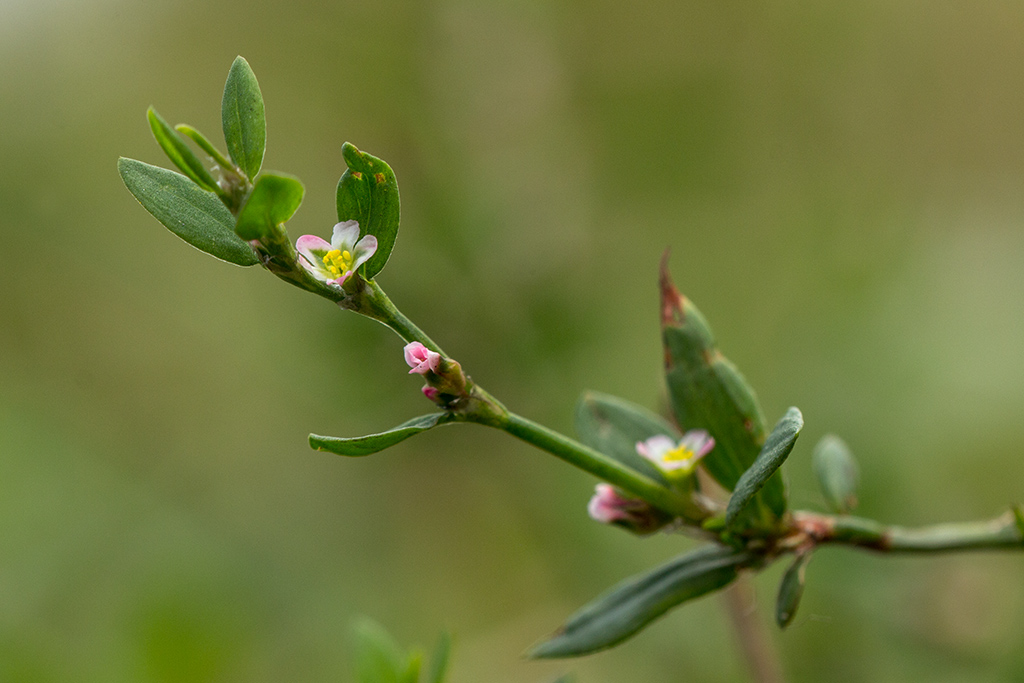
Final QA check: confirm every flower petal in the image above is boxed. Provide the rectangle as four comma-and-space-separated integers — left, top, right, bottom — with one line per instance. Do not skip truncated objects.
331, 220, 361, 250
680, 429, 715, 460
295, 235, 333, 279
350, 234, 378, 272
636, 434, 677, 462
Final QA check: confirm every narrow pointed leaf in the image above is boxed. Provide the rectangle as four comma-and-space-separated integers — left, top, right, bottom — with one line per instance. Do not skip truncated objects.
574, 391, 677, 486
221, 56, 266, 180
528, 545, 751, 658
147, 108, 220, 192
397, 652, 421, 683
726, 407, 802, 527
812, 434, 859, 514
175, 124, 236, 171
660, 260, 786, 528
776, 552, 811, 628
310, 413, 454, 457
118, 157, 258, 266
235, 172, 305, 240
353, 619, 405, 683
336, 142, 400, 279
425, 633, 451, 683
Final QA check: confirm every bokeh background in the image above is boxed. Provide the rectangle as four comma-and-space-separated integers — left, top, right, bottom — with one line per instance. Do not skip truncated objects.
3, 1, 1024, 681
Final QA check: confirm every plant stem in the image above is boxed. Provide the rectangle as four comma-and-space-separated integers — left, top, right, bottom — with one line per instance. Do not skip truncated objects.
356, 279, 445, 354
721, 578, 785, 683
496, 411, 691, 516
793, 510, 1024, 553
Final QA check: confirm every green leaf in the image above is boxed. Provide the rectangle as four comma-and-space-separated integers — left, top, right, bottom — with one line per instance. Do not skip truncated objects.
147, 108, 220, 193
776, 552, 811, 629
175, 124, 236, 172
221, 56, 266, 180
234, 172, 305, 240
574, 391, 677, 486
310, 413, 454, 457
725, 407, 802, 528
660, 262, 786, 528
425, 632, 451, 683
336, 142, 400, 279
353, 619, 406, 683
118, 157, 258, 266
812, 434, 859, 514
528, 545, 751, 658
397, 651, 422, 683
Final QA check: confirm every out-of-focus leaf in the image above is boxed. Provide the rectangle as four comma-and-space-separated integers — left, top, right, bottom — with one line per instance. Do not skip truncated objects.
310, 413, 454, 457
118, 157, 258, 266
353, 619, 406, 683
776, 552, 811, 628
660, 259, 785, 529
812, 434, 859, 514
221, 55, 266, 180
147, 107, 219, 193
528, 544, 751, 658
336, 142, 400, 279
425, 632, 451, 683
725, 407, 802, 527
574, 391, 676, 486
234, 172, 304, 240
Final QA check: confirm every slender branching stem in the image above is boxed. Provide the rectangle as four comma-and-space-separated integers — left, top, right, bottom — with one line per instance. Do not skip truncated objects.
791, 510, 1024, 554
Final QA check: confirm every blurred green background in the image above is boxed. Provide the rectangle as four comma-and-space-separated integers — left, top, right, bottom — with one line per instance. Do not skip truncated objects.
3, 1, 1024, 681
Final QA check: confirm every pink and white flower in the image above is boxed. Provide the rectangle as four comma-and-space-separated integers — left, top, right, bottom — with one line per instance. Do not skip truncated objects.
404, 342, 442, 375
636, 430, 715, 477
296, 220, 378, 287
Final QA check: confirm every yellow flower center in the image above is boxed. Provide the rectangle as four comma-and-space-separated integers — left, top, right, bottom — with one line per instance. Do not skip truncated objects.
662, 445, 695, 464
323, 249, 353, 278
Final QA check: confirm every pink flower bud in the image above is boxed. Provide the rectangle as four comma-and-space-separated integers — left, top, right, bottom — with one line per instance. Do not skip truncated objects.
422, 386, 440, 401
404, 342, 442, 375
587, 484, 669, 535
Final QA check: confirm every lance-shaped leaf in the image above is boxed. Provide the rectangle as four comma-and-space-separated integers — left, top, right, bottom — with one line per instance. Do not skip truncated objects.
725, 407, 802, 528
118, 157, 258, 266
147, 107, 220, 193
776, 552, 812, 628
221, 56, 266, 180
176, 123, 236, 172
235, 172, 305, 240
574, 391, 677, 486
812, 434, 859, 514
336, 142, 400, 279
660, 259, 786, 527
425, 632, 451, 683
353, 618, 413, 683
528, 544, 752, 658
310, 413, 454, 457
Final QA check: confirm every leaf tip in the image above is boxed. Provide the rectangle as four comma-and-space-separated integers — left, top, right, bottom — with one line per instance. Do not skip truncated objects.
658, 252, 686, 327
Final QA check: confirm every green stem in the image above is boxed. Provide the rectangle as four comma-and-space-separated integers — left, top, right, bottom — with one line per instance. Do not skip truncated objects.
355, 280, 445, 355
495, 411, 690, 516
795, 510, 1024, 553
260, 262, 686, 514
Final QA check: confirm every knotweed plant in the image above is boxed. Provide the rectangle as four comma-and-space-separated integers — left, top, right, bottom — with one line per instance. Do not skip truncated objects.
119, 57, 1024, 675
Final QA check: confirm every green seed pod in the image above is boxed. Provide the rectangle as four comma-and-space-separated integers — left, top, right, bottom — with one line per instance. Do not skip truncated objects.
813, 434, 859, 514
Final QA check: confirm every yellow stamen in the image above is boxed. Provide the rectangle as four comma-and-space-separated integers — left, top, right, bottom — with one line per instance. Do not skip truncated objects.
323, 249, 354, 278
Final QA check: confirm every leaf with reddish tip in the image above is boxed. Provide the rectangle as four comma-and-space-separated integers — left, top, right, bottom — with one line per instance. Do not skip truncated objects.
660, 258, 786, 530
